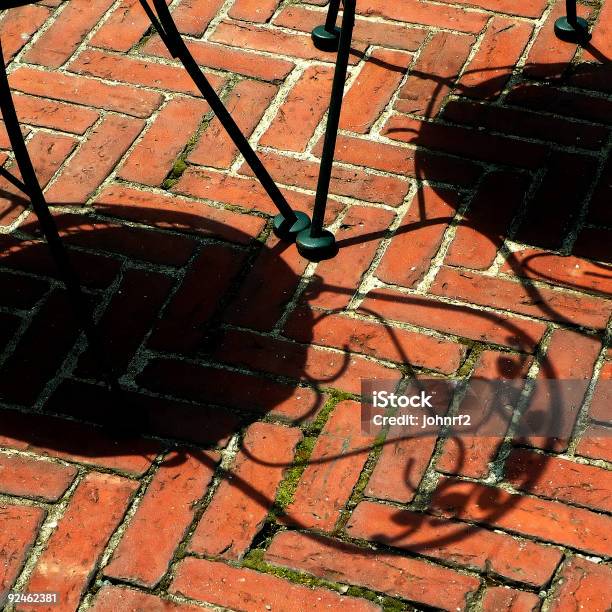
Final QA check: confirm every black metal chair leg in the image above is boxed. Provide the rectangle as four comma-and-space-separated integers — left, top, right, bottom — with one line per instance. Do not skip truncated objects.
296, 0, 356, 262
0, 39, 119, 392
141, 0, 310, 242
554, 0, 590, 42
312, 0, 342, 51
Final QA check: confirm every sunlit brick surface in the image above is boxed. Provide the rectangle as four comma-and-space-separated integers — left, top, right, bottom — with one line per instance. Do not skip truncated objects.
0, 1, 611, 610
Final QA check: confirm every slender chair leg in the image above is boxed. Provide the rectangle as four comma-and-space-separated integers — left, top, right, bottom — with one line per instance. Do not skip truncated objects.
312, 0, 342, 51
295, 0, 356, 261
141, 0, 310, 241
0, 40, 118, 391
554, 0, 590, 42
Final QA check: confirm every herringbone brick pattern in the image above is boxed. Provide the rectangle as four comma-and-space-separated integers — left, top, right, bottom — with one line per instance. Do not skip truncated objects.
0, 0, 611, 610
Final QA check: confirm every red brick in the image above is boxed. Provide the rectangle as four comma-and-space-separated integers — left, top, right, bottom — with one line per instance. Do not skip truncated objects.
589, 361, 612, 424
518, 329, 601, 450
0, 453, 77, 501
506, 83, 612, 125
539, 328, 602, 383
150, 245, 246, 352
89, 586, 205, 612
430, 476, 612, 557
173, 166, 317, 217
240, 150, 410, 206
274, 5, 427, 52
526, 0, 591, 78
21, 473, 138, 612
347, 500, 562, 587
209, 20, 366, 65
568, 62, 612, 94
0, 234, 121, 288
45, 114, 145, 205
0, 409, 159, 475
104, 450, 219, 587
284, 401, 376, 530
459, 17, 532, 99
229, 0, 280, 22
481, 587, 540, 612
285, 307, 464, 374
0, 131, 77, 226
549, 557, 612, 612
502, 248, 612, 297
360, 288, 546, 352
77, 268, 174, 376
260, 65, 334, 152
365, 382, 453, 503
358, 0, 488, 33
189, 79, 277, 168
119, 97, 209, 186
9, 67, 163, 118
384, 115, 548, 169
446, 172, 529, 269
377, 186, 459, 287
445, 0, 547, 17
340, 48, 413, 132
69, 48, 222, 96
138, 360, 325, 423
265, 531, 480, 611
0, 290, 81, 405
23, 0, 115, 68
583, 0, 612, 62
21, 211, 196, 266
222, 234, 308, 332
430, 266, 612, 329
515, 152, 597, 250
0, 4, 51, 61
576, 424, 612, 463
327, 134, 482, 187
505, 448, 612, 512
90, 0, 170, 52
93, 184, 266, 244
442, 98, 608, 150
190, 422, 301, 558
171, 557, 381, 611
12, 93, 99, 135
396, 31, 474, 116
143, 36, 295, 82
308, 205, 395, 308
172, 0, 225, 36
0, 505, 45, 598
47, 379, 241, 448
212, 329, 402, 395
437, 351, 532, 478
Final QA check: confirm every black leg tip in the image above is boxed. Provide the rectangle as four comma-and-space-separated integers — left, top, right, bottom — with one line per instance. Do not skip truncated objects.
273, 212, 311, 242
311, 25, 341, 51
296, 229, 338, 261
554, 16, 591, 43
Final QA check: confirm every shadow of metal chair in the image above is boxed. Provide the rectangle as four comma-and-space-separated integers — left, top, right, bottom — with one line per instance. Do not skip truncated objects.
0, 29, 119, 389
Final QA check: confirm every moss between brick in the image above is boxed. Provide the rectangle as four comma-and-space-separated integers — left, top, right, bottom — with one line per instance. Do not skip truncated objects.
242, 549, 409, 611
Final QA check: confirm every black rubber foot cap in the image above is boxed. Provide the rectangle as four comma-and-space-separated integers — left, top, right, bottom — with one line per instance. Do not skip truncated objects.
311, 25, 341, 51
296, 229, 338, 262
273, 212, 311, 242
554, 16, 591, 43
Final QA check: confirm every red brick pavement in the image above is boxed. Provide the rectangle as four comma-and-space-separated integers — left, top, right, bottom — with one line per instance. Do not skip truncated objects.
0, 1, 611, 610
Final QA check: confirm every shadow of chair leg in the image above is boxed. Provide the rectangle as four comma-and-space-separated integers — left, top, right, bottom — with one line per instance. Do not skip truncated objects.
139, 0, 311, 242
0, 38, 120, 396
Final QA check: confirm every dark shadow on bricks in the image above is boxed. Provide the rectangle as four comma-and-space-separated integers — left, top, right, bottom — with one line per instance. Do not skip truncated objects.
0, 58, 609, 575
